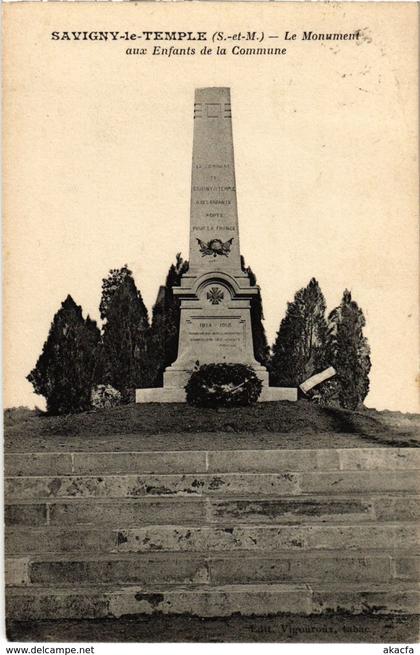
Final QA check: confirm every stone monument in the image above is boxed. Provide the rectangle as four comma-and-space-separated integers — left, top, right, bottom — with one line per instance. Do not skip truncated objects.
137, 87, 297, 402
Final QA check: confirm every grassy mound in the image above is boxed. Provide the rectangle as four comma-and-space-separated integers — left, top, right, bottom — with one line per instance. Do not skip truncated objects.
4, 400, 420, 447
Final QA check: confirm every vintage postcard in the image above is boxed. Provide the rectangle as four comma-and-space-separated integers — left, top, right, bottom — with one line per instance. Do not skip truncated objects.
3, 1, 419, 646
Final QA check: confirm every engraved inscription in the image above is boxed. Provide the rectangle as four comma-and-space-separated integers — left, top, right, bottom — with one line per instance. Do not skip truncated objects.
191, 160, 236, 230
187, 317, 246, 354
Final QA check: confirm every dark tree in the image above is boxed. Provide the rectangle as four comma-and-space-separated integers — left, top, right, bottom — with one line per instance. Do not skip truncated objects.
326, 289, 371, 409
98, 267, 151, 398
99, 264, 132, 320
27, 295, 100, 415
149, 253, 189, 386
240, 256, 270, 366
270, 278, 328, 386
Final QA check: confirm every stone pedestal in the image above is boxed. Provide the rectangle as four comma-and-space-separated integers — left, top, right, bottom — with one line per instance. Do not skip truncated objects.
164, 272, 268, 388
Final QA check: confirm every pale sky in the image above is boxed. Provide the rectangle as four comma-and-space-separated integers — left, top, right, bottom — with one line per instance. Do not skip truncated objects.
4, 2, 419, 412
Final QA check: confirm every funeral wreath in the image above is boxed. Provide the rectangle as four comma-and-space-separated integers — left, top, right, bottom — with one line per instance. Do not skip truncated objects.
185, 363, 263, 407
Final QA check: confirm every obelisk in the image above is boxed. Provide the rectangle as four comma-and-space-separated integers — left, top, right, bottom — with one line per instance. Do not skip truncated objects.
187, 87, 242, 277
136, 87, 296, 402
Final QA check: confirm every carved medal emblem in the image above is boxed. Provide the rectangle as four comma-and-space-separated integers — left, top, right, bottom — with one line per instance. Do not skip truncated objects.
196, 238, 234, 258
206, 287, 224, 305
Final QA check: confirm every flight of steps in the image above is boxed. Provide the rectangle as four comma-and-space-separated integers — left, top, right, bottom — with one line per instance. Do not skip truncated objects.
5, 444, 420, 625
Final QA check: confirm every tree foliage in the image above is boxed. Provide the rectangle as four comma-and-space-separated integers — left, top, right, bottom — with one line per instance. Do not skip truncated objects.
149, 253, 189, 385
99, 265, 132, 321
27, 295, 100, 415
97, 266, 151, 398
240, 256, 270, 366
270, 278, 328, 386
325, 289, 371, 409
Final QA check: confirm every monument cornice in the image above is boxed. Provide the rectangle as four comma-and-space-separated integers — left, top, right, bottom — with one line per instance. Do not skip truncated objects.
173, 271, 260, 299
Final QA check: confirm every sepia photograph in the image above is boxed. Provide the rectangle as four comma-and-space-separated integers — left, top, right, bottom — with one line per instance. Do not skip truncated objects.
3, 1, 419, 645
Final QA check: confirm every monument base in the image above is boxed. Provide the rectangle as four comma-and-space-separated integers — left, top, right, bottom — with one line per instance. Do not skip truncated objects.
135, 385, 297, 404
137, 361, 297, 403
135, 387, 187, 403
163, 363, 270, 389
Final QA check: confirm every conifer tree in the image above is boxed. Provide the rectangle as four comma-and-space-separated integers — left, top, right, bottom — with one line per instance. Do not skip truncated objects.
27, 295, 100, 415
326, 290, 371, 409
99, 265, 132, 320
149, 254, 189, 385
240, 256, 270, 366
270, 278, 328, 386
98, 267, 151, 398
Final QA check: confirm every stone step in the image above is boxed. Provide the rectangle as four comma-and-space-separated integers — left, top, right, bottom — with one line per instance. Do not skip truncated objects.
6, 552, 420, 586
6, 446, 418, 626
6, 522, 420, 555
6, 582, 420, 620
5, 469, 419, 500
5, 495, 420, 527
6, 447, 420, 476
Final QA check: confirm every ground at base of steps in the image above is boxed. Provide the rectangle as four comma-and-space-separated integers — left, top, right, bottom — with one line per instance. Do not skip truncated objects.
7, 613, 420, 643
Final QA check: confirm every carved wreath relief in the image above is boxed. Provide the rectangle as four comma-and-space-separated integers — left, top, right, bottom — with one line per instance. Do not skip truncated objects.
197, 238, 233, 258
